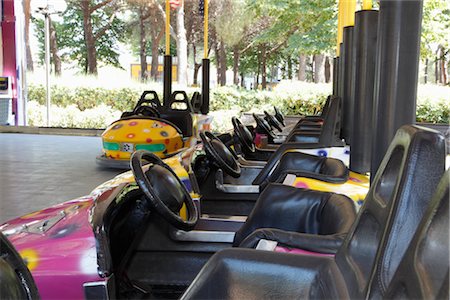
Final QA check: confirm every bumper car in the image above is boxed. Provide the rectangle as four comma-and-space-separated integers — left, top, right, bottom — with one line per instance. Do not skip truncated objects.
196, 131, 368, 215
0, 125, 445, 300
96, 90, 212, 169
230, 96, 349, 165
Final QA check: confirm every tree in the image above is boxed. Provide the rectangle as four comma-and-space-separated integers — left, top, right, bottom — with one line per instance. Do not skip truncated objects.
212, 0, 252, 86
184, 0, 204, 85
247, 0, 337, 85
33, 17, 62, 75
421, 0, 450, 85
126, 0, 165, 82
62, 0, 124, 75
23, 0, 34, 71
175, 2, 188, 86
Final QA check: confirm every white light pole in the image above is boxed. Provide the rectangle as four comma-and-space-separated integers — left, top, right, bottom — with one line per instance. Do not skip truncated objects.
33, 0, 66, 127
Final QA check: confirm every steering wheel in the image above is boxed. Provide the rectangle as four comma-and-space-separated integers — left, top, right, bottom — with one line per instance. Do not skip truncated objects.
133, 105, 161, 118
200, 131, 241, 178
131, 150, 198, 231
274, 106, 286, 126
252, 113, 276, 139
264, 111, 283, 133
232, 117, 255, 153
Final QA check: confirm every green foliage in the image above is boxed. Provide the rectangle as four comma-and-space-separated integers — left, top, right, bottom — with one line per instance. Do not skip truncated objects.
26, 82, 449, 129
421, 0, 450, 59
27, 83, 142, 112
32, 0, 125, 72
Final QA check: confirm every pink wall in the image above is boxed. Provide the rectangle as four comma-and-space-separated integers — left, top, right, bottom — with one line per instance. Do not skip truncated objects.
1, 0, 18, 122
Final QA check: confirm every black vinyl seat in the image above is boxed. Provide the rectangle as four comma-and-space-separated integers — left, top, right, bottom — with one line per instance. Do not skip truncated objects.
284, 96, 343, 145
181, 125, 446, 300
233, 183, 357, 252
253, 151, 349, 188
233, 96, 344, 162
160, 91, 194, 137
373, 170, 449, 299
199, 136, 349, 216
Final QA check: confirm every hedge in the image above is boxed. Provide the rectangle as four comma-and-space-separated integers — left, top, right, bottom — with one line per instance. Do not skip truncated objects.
26, 81, 449, 130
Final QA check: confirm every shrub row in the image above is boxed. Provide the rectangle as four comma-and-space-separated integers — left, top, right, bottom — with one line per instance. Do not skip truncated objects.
27, 82, 449, 129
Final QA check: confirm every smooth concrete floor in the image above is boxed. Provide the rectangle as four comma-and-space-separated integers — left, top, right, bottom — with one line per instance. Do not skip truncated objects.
0, 133, 123, 223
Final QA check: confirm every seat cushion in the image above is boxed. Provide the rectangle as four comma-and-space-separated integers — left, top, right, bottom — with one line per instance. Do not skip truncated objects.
181, 248, 349, 300
233, 184, 356, 247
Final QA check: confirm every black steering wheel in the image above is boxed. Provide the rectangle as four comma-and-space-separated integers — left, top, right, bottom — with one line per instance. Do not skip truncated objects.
264, 111, 283, 133
200, 131, 241, 178
232, 117, 255, 153
133, 105, 161, 118
131, 150, 198, 231
252, 113, 276, 139
274, 106, 286, 126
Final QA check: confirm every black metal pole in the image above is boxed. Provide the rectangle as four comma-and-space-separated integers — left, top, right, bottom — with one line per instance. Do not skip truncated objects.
350, 10, 379, 174
201, 58, 210, 114
371, 0, 423, 177
332, 57, 339, 96
163, 55, 172, 108
341, 26, 354, 144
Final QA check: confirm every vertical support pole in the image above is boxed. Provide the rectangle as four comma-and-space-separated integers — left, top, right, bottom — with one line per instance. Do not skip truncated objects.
163, 55, 172, 108
201, 59, 209, 114
165, 0, 170, 56
163, 0, 171, 107
350, 10, 378, 173
340, 26, 354, 143
338, 43, 344, 98
203, 0, 209, 59
332, 57, 339, 96
201, 0, 210, 114
44, 13, 51, 126
371, 0, 423, 177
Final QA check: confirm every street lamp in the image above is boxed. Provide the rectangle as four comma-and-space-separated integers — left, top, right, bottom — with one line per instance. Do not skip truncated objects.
32, 0, 66, 127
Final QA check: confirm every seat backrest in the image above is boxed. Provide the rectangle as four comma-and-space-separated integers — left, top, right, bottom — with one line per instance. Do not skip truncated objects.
233, 184, 354, 246
160, 91, 194, 137
370, 170, 449, 299
191, 91, 202, 114
319, 95, 331, 118
335, 125, 446, 299
268, 151, 348, 185
318, 95, 342, 145
252, 150, 348, 187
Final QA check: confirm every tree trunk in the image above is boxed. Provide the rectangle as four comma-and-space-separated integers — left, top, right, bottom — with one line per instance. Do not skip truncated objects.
176, 4, 188, 86
49, 17, 61, 76
314, 54, 325, 83
214, 42, 220, 84
298, 54, 307, 81
233, 45, 239, 85
81, 1, 97, 75
24, 0, 33, 71
261, 44, 267, 90
424, 58, 428, 84
435, 49, 439, 84
325, 56, 331, 83
219, 41, 227, 86
287, 56, 292, 79
139, 7, 148, 82
192, 45, 201, 85
150, 10, 164, 82
439, 46, 448, 85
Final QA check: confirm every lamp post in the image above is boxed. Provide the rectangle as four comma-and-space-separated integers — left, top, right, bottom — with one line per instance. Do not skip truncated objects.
33, 0, 66, 127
